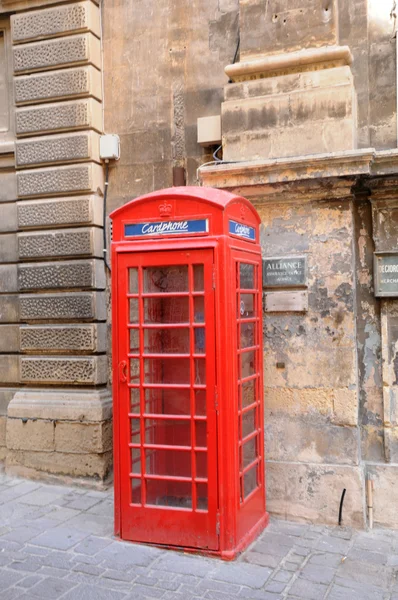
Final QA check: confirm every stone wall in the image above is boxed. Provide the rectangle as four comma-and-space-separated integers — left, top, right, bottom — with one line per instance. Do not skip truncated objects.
0, 0, 111, 480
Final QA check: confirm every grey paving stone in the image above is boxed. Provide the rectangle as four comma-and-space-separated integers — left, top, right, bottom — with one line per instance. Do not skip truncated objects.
242, 550, 280, 568
129, 584, 165, 598
328, 580, 385, 600
46, 507, 82, 522
65, 496, 102, 511
17, 574, 44, 588
2, 526, 42, 544
272, 569, 293, 583
86, 500, 114, 517
72, 562, 103, 576
103, 569, 136, 582
0, 569, 25, 589
211, 562, 271, 588
265, 580, 286, 593
155, 552, 213, 577
337, 558, 393, 589
251, 540, 290, 558
354, 532, 392, 554
0, 482, 41, 504
315, 535, 351, 555
239, 587, 282, 599
348, 546, 388, 565
9, 558, 42, 572
63, 513, 114, 537
21, 545, 49, 556
73, 535, 113, 556
38, 566, 69, 578
17, 489, 66, 506
62, 583, 128, 600
30, 526, 89, 550
1, 588, 29, 600
308, 552, 344, 568
300, 563, 336, 585
288, 577, 328, 600
39, 550, 74, 569
197, 578, 240, 595
95, 540, 161, 569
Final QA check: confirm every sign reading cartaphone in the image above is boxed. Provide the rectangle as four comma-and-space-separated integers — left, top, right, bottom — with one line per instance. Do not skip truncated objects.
124, 219, 208, 237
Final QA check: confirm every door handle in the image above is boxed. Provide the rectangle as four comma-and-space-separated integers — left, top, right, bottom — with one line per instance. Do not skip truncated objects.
119, 360, 128, 383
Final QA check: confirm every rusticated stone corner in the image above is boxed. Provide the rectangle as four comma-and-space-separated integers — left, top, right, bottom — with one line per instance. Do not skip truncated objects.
20, 323, 107, 353
19, 291, 106, 322
14, 66, 102, 105
17, 196, 103, 229
11, 1, 100, 44
17, 163, 104, 198
16, 132, 100, 168
18, 259, 106, 291
20, 355, 108, 384
13, 34, 101, 74
16, 98, 102, 136
18, 227, 103, 260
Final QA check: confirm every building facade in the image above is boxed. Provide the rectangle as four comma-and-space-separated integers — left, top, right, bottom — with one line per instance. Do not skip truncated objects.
0, 0, 398, 528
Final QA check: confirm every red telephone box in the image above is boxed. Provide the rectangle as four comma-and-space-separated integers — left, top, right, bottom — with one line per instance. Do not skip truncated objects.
110, 186, 269, 559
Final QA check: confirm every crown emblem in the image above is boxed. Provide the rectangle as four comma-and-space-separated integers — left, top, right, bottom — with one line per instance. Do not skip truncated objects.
240, 205, 247, 220
159, 201, 172, 218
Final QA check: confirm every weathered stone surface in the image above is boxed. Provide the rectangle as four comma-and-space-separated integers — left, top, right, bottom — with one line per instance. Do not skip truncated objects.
0, 233, 18, 262
0, 388, 19, 416
0, 415, 6, 447
12, 1, 100, 44
18, 259, 106, 291
55, 420, 112, 453
17, 196, 103, 229
20, 355, 108, 384
6, 417, 54, 451
18, 227, 103, 260
17, 163, 104, 197
19, 291, 106, 321
0, 172, 17, 202
0, 203, 18, 232
13, 34, 101, 74
0, 355, 19, 383
16, 98, 102, 136
9, 388, 112, 421
0, 295, 19, 323
0, 265, 18, 293
14, 66, 102, 105
6, 448, 112, 479
0, 325, 19, 352
367, 465, 398, 528
16, 131, 100, 167
267, 462, 364, 527
20, 323, 107, 353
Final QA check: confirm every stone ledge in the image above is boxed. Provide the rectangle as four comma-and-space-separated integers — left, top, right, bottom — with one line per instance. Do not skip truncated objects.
0, 204, 18, 233
18, 258, 106, 292
8, 388, 112, 421
0, 233, 18, 263
16, 98, 103, 136
13, 33, 101, 74
0, 296, 19, 323
19, 291, 106, 322
17, 196, 103, 229
0, 325, 19, 353
225, 45, 353, 82
20, 354, 108, 384
0, 265, 18, 293
16, 131, 101, 168
20, 323, 107, 353
11, 1, 100, 44
0, 173, 17, 203
0, 355, 19, 384
6, 448, 111, 479
14, 66, 102, 106
18, 227, 103, 260
17, 162, 104, 198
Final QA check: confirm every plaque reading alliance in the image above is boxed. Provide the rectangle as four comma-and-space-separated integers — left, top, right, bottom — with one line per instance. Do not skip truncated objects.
374, 254, 398, 297
263, 256, 307, 288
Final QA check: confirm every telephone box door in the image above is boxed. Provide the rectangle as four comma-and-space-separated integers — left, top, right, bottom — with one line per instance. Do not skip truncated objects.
116, 248, 219, 550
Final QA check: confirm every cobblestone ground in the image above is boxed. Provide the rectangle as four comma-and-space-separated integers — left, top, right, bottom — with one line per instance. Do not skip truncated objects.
0, 473, 398, 600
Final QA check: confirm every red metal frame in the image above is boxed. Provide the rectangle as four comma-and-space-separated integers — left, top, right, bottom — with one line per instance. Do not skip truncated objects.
111, 187, 269, 559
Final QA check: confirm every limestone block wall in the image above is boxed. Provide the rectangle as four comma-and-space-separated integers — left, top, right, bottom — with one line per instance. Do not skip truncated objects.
3, 0, 111, 480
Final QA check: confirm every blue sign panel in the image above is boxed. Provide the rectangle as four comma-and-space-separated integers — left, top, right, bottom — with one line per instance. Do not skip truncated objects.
125, 219, 209, 237
229, 220, 256, 241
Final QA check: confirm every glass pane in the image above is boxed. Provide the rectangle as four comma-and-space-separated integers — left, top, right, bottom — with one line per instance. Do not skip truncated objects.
242, 379, 256, 409
197, 483, 208, 510
195, 389, 206, 416
129, 329, 139, 353
193, 265, 204, 291
239, 294, 255, 318
130, 359, 140, 383
129, 299, 139, 323
131, 478, 141, 504
146, 480, 192, 509
144, 297, 189, 324
195, 421, 207, 448
145, 448, 191, 477
194, 328, 205, 354
130, 419, 141, 444
129, 268, 138, 294
145, 419, 191, 447
242, 408, 256, 438
131, 447, 141, 474
130, 388, 140, 413
144, 328, 190, 354
144, 358, 190, 384
240, 263, 255, 289
194, 296, 205, 323
243, 436, 257, 467
196, 452, 208, 478
244, 466, 258, 499
241, 351, 255, 379
144, 388, 190, 415
194, 359, 206, 385
241, 322, 255, 349
143, 266, 188, 293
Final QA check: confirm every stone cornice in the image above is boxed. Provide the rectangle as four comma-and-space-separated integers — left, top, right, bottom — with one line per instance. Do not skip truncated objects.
225, 45, 353, 82
198, 149, 398, 203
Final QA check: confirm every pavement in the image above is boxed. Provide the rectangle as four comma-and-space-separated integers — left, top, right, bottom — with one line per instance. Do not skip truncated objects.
0, 472, 397, 600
